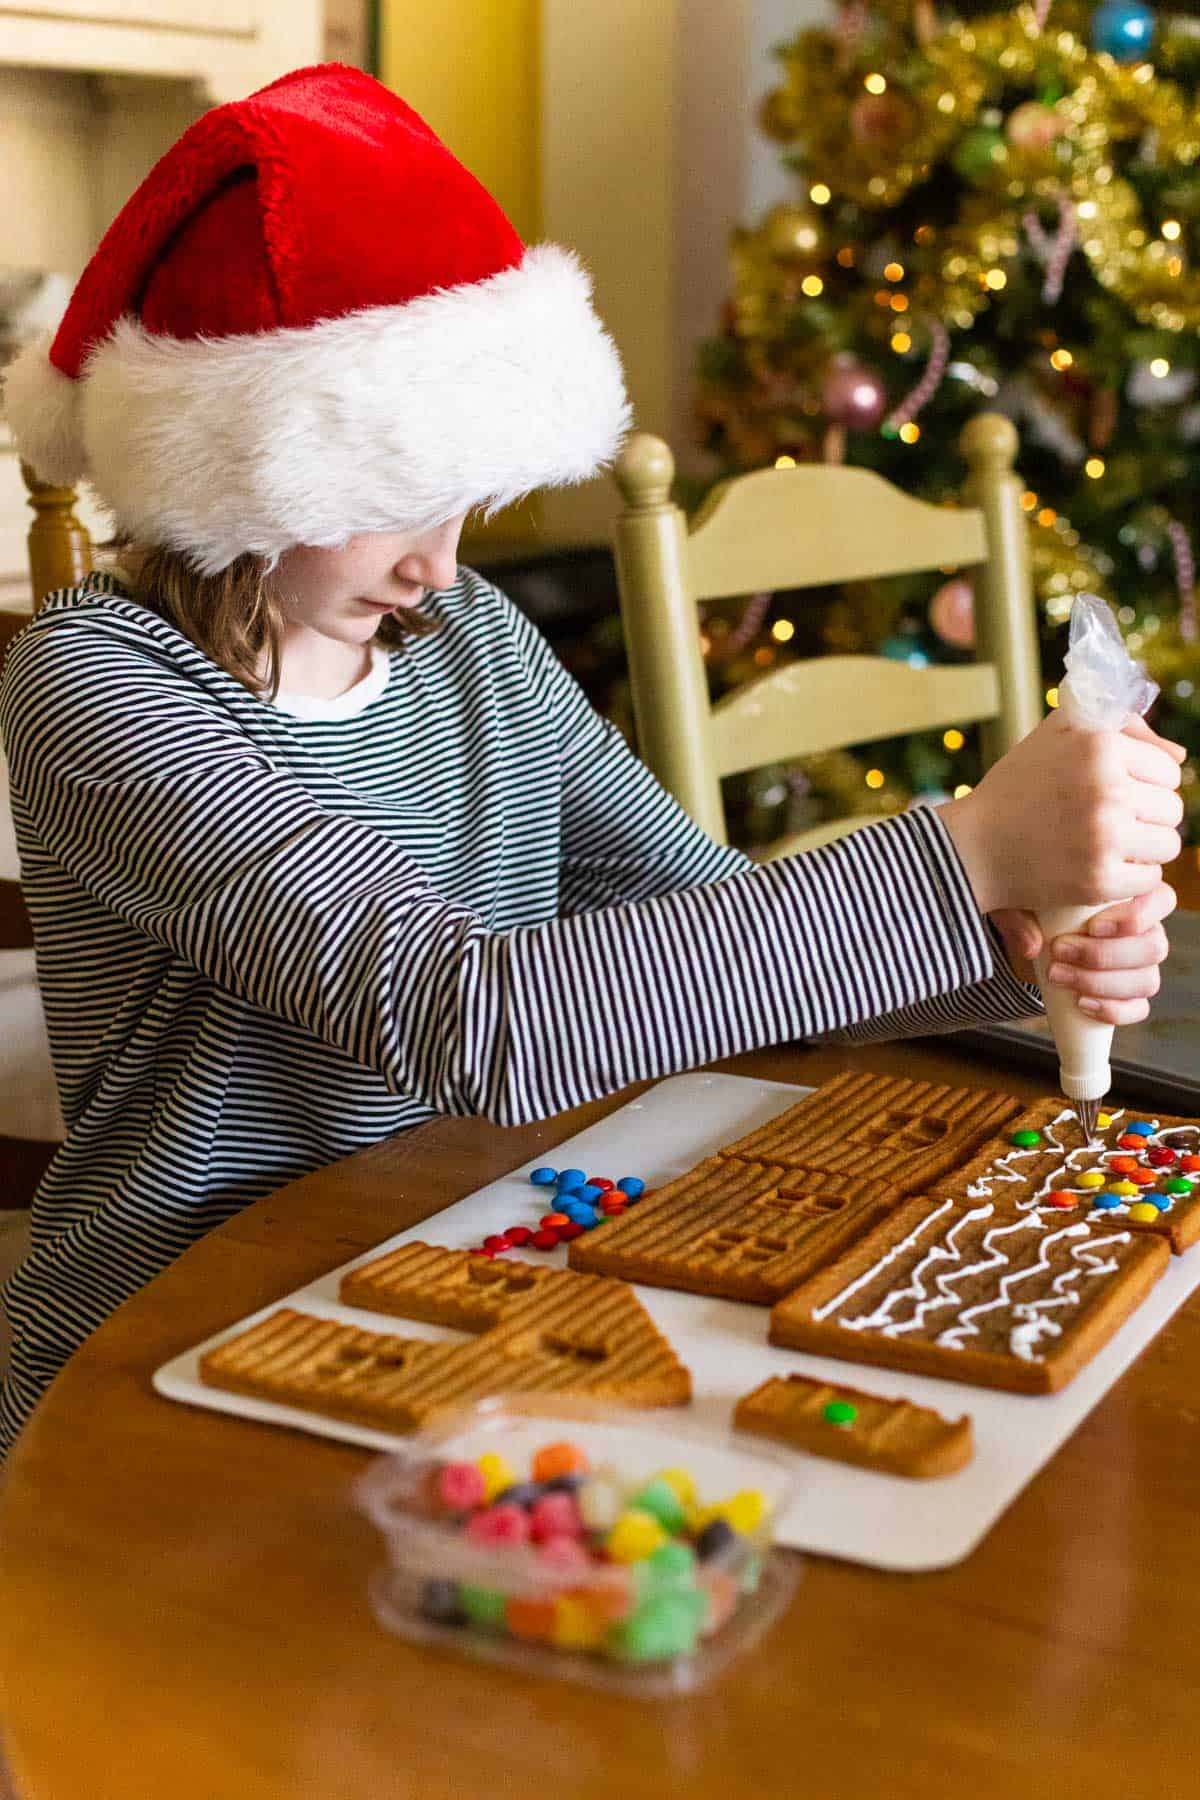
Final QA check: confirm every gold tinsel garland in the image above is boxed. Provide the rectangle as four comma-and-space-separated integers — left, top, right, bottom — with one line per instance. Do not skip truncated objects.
762, 1, 1200, 331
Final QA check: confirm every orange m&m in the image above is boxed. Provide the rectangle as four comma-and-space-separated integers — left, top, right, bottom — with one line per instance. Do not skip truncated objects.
1046, 1191, 1078, 1209
1108, 1156, 1139, 1175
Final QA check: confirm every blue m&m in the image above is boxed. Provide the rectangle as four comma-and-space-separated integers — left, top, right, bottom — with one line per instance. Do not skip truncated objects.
555, 1169, 587, 1192
1092, 1192, 1123, 1210
529, 1167, 558, 1186
1124, 1122, 1155, 1138
617, 1177, 646, 1199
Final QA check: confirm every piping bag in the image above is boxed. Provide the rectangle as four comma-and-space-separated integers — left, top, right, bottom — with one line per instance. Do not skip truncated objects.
1034, 593, 1158, 1140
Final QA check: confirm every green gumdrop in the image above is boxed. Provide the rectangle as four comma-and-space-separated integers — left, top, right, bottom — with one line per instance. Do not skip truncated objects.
459, 1584, 507, 1632
631, 1476, 687, 1534
609, 1591, 706, 1664
635, 1540, 697, 1601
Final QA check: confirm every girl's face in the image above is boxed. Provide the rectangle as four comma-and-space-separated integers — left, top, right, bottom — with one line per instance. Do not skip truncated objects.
275, 516, 468, 647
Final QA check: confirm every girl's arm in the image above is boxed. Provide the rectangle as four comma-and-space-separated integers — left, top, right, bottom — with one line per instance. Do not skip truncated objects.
4, 607, 1003, 1128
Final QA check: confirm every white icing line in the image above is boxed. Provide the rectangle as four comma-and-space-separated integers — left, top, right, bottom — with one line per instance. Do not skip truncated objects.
810, 1199, 957, 1323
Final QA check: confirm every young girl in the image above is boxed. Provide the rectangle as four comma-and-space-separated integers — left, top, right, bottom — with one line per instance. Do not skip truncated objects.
0, 66, 1181, 1457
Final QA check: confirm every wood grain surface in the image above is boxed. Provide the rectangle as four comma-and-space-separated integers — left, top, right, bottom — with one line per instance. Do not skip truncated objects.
3, 1035, 1199, 1800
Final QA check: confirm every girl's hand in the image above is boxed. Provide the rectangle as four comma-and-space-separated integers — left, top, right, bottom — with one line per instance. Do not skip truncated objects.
940, 711, 1184, 917
991, 879, 1176, 1024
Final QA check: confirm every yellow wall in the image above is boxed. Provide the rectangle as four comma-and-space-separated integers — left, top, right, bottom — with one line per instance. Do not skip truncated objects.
380, 1, 543, 553
379, 1, 540, 244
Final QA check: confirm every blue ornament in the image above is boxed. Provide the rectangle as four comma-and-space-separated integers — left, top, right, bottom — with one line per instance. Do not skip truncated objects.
1091, 2, 1156, 63
880, 636, 931, 667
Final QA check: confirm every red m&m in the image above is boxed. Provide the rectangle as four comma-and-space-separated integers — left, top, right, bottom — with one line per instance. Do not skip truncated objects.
1147, 1147, 1177, 1168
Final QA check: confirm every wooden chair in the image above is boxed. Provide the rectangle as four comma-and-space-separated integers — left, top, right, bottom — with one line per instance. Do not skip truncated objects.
0, 467, 94, 1206
611, 412, 1042, 858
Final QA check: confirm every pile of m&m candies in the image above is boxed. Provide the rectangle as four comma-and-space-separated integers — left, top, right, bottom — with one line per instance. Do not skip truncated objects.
1021, 1116, 1199, 1222
471, 1168, 648, 1259
414, 1437, 770, 1665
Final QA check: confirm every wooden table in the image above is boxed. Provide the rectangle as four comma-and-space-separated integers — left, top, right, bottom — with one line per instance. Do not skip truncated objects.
4, 1032, 1200, 1800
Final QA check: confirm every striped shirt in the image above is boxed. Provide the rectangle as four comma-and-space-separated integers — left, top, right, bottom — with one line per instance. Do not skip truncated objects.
0, 568, 1038, 1454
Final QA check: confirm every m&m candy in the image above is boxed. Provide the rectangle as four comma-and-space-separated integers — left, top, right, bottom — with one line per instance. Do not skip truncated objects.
529, 1167, 557, 1187
824, 1399, 858, 1425
1010, 1129, 1041, 1148
1124, 1121, 1155, 1137
1092, 1193, 1122, 1210
617, 1177, 646, 1198
1180, 1155, 1200, 1174
1046, 1191, 1078, 1209
531, 1227, 560, 1251
555, 1169, 586, 1192
1128, 1203, 1160, 1224
1078, 1171, 1107, 1188
1164, 1177, 1193, 1196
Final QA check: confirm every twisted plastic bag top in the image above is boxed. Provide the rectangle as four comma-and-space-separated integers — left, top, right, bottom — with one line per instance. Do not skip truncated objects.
1059, 592, 1158, 732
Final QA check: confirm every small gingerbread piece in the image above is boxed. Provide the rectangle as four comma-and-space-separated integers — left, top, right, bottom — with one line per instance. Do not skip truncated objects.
734, 1373, 973, 1479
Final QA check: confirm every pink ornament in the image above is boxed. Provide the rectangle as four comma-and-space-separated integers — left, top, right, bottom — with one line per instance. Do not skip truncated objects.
822, 355, 887, 431
929, 579, 975, 649
849, 92, 914, 150
1006, 101, 1067, 153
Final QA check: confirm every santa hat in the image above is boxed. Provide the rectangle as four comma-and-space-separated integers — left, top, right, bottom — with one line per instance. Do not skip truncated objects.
3, 64, 631, 575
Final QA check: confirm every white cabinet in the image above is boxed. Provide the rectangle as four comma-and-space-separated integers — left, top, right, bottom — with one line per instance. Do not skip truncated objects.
0, 2, 257, 30
0, 0, 326, 586
0, 2, 321, 103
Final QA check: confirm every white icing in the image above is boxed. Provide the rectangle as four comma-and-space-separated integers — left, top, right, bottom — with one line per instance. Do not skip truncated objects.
810, 1198, 956, 1323
1011, 1316, 1060, 1360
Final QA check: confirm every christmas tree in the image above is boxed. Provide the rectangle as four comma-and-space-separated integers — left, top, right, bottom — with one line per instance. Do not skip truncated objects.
693, 0, 1200, 846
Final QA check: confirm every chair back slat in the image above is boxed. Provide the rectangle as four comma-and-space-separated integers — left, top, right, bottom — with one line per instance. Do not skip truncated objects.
710, 656, 1000, 778
612, 412, 1043, 859
688, 464, 988, 602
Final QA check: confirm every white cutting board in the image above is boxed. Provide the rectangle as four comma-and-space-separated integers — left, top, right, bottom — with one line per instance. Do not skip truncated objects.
154, 1072, 1200, 1571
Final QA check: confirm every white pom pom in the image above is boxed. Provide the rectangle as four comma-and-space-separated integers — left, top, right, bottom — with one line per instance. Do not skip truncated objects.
2, 331, 87, 485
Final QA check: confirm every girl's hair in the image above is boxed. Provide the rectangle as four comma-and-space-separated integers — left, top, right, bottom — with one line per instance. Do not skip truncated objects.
110, 542, 440, 699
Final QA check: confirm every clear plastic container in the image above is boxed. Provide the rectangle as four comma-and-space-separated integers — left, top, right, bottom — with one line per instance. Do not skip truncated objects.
353, 1393, 800, 1697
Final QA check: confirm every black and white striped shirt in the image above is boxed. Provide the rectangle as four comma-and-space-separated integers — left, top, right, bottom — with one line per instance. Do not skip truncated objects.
0, 568, 1038, 1453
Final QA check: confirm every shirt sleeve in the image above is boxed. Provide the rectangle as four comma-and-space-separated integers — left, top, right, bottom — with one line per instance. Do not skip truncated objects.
498, 586, 749, 907
1, 605, 1028, 1129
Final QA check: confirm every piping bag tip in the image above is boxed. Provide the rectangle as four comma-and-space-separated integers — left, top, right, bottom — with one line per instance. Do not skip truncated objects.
1074, 1097, 1101, 1142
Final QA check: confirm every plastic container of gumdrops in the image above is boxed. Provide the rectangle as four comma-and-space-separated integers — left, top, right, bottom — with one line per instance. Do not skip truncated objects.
352, 1393, 800, 1698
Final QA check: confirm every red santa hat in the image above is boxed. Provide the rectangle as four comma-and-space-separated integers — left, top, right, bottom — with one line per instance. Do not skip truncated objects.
3, 63, 630, 575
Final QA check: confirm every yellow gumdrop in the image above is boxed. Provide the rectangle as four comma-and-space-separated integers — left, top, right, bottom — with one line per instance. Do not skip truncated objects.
656, 1466, 698, 1509
718, 1489, 769, 1536
1078, 1171, 1106, 1188
1128, 1203, 1160, 1224
476, 1451, 514, 1503
1109, 1181, 1139, 1197
553, 1594, 609, 1650
607, 1508, 666, 1563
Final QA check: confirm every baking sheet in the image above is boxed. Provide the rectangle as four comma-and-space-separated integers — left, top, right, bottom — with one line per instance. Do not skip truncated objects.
154, 1071, 1200, 1571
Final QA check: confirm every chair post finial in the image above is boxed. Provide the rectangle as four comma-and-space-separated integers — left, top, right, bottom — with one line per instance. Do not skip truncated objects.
614, 433, 675, 511
21, 463, 94, 604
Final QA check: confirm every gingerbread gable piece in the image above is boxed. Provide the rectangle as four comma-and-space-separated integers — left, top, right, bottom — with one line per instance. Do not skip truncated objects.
201, 1248, 691, 1429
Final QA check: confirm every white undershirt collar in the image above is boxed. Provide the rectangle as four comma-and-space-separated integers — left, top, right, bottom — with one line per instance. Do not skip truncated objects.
270, 643, 392, 721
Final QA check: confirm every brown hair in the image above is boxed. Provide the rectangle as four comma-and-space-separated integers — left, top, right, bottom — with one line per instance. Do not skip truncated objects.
111, 542, 440, 700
